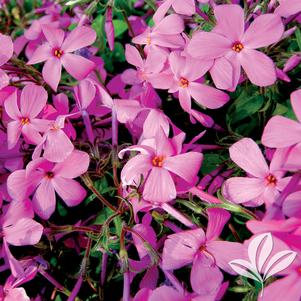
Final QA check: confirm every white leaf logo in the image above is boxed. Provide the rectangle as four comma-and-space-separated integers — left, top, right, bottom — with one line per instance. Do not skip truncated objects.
228, 232, 297, 297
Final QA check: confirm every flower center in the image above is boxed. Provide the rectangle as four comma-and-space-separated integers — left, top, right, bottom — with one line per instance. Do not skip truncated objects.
45, 171, 54, 179
53, 48, 63, 58
152, 156, 165, 167
232, 42, 244, 53
265, 174, 277, 186
20, 117, 29, 125
146, 36, 151, 45
178, 77, 189, 88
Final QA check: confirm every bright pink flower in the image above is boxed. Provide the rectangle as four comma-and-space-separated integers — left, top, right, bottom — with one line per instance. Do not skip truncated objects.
262, 89, 301, 170
27, 25, 96, 91
187, 5, 284, 89
275, 0, 301, 18
162, 208, 243, 296
1, 287, 30, 301
223, 138, 289, 207
132, 14, 184, 52
167, 51, 229, 112
119, 129, 203, 203
4, 84, 50, 149
7, 150, 89, 219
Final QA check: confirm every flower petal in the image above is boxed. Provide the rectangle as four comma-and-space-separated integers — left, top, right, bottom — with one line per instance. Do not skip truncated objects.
187, 31, 231, 60
163, 152, 203, 183
20, 84, 48, 118
290, 89, 301, 122
262, 116, 301, 148
42, 25, 64, 48
222, 177, 265, 204
61, 26, 96, 52
0, 33, 13, 66
7, 120, 22, 149
32, 178, 56, 219
42, 57, 62, 91
162, 228, 205, 270
61, 53, 95, 80
188, 82, 230, 109
239, 49, 276, 86
229, 138, 269, 177
242, 14, 284, 49
125, 44, 143, 68
52, 177, 86, 207
143, 167, 176, 203
52, 150, 90, 178
27, 43, 52, 64
4, 90, 21, 120
206, 208, 230, 241
4, 218, 43, 246
214, 4, 245, 42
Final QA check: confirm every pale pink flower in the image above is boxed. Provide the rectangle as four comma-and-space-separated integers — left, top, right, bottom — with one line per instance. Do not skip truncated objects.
187, 4, 284, 90
27, 25, 96, 91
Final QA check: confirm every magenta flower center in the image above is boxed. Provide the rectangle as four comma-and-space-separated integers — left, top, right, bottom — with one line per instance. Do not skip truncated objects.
20, 117, 30, 125
45, 171, 54, 179
265, 174, 277, 186
152, 156, 165, 167
53, 48, 64, 58
232, 42, 244, 53
178, 77, 189, 88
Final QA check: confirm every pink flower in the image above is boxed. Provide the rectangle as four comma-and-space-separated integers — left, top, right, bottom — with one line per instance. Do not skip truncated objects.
1, 199, 43, 247
119, 129, 203, 203
262, 90, 301, 170
27, 25, 96, 91
122, 45, 171, 89
32, 115, 74, 163
1, 287, 30, 301
7, 150, 89, 219
275, 0, 301, 18
167, 51, 229, 112
132, 14, 184, 52
4, 84, 50, 149
187, 4, 284, 90
162, 208, 243, 296
223, 138, 289, 207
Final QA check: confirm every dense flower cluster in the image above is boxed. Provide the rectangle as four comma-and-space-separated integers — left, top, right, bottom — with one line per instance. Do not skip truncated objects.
0, 0, 301, 300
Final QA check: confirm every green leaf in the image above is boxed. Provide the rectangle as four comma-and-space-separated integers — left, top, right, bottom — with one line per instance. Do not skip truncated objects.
295, 28, 301, 51
201, 153, 224, 174
93, 207, 115, 225
113, 19, 128, 37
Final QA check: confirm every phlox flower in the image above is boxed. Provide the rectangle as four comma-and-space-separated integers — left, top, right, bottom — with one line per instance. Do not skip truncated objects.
223, 138, 290, 207
187, 4, 284, 90
4, 84, 50, 149
162, 208, 243, 296
122, 44, 171, 89
7, 150, 89, 219
166, 51, 229, 112
0, 287, 30, 301
262, 89, 301, 170
27, 25, 96, 91
119, 128, 203, 204
132, 14, 184, 52
32, 115, 75, 163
